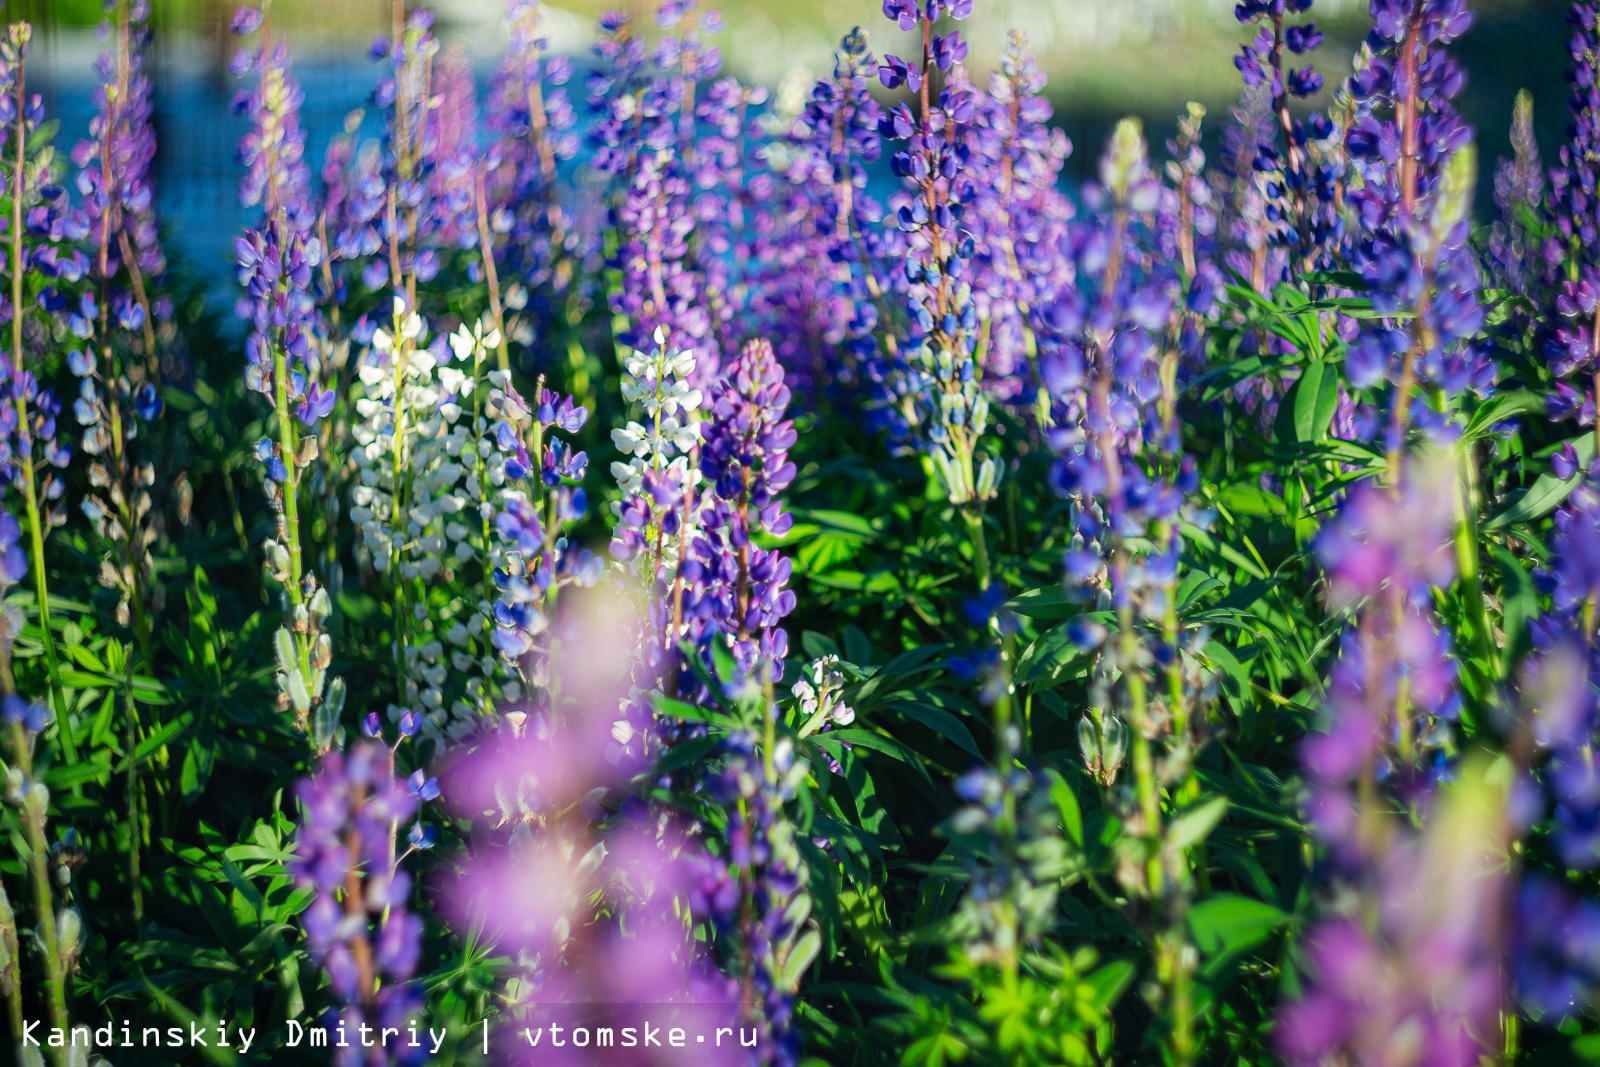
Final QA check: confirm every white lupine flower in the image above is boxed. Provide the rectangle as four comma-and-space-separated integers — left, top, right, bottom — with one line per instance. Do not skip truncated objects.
351, 295, 526, 743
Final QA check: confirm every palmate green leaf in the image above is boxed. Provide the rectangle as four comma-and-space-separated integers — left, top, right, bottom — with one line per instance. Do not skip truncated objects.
1165, 795, 1230, 853
1006, 584, 1076, 619
1485, 433, 1598, 531
1462, 388, 1544, 442
851, 643, 946, 704
1049, 773, 1083, 848
1081, 958, 1136, 1015
1493, 545, 1538, 675
114, 711, 194, 773
1186, 893, 1290, 957
888, 700, 982, 759
815, 729, 931, 782
783, 929, 822, 987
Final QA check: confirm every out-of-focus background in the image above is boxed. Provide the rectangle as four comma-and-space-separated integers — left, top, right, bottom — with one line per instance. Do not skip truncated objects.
4, 0, 1570, 275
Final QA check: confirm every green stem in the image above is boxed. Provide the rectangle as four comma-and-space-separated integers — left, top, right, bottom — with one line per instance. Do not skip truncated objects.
272, 319, 315, 732
9, 721, 69, 1051
1453, 442, 1495, 682
1117, 588, 1163, 896
8, 47, 71, 770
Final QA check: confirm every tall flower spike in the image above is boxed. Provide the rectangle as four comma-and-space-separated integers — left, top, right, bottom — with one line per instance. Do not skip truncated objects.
292, 741, 434, 1067
483, 0, 578, 369
349, 296, 466, 745
1278, 759, 1511, 1067
1343, 1, 1488, 468
965, 31, 1074, 412
1302, 454, 1460, 857
681, 338, 799, 696
0, 24, 88, 739
75, 0, 168, 372
691, 728, 813, 1067
879, 0, 999, 505
231, 1, 314, 226
1488, 90, 1547, 304
1233, 0, 1346, 273
1545, 6, 1600, 437
72, 0, 170, 644
761, 28, 908, 420
488, 367, 600, 713
238, 219, 344, 744
588, 8, 722, 388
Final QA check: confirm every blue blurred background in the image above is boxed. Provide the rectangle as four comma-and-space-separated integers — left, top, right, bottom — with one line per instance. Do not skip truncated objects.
4, 0, 1571, 280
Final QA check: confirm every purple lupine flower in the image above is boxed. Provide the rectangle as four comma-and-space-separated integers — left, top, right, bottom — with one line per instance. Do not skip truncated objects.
291, 741, 434, 1066
230, 4, 313, 226
1520, 468, 1600, 869
681, 339, 798, 692
74, 0, 168, 359
1488, 90, 1549, 304
690, 729, 809, 1066
426, 43, 481, 253
586, 9, 722, 385
236, 218, 325, 427
1232, 0, 1346, 274
1543, 6, 1600, 427
1513, 876, 1600, 1018
1278, 893, 1501, 1066
483, 0, 578, 349
877, 0, 1000, 504
339, 6, 444, 296
0, 25, 84, 537
489, 377, 597, 694
1343, 1, 1489, 458
1552, 3, 1600, 262
1302, 457, 1459, 855
758, 28, 909, 423
1038, 118, 1187, 615
964, 32, 1074, 408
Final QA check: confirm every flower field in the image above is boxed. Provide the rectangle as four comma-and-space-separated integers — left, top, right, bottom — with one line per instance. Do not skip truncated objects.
0, 0, 1598, 1064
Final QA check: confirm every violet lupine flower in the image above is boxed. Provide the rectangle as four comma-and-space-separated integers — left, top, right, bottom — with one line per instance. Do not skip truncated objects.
71, 0, 173, 634
426, 44, 481, 254
680, 338, 799, 694
484, 0, 577, 342
1343, 1, 1489, 458
1544, 6, 1600, 428
489, 376, 600, 706
948, 764, 1071, 970
1279, 757, 1512, 1067
1216, 75, 1289, 296
587, 11, 719, 386
238, 220, 343, 740
236, 219, 325, 428
1301, 457, 1459, 854
690, 730, 811, 1067
292, 741, 434, 1067
0, 25, 85, 538
74, 0, 169, 362
965, 32, 1074, 408
878, 0, 1000, 505
438, 588, 742, 1064
1523, 467, 1600, 868
1233, 0, 1346, 273
761, 29, 908, 419
230, 3, 314, 226
354, 7, 444, 294
1552, 3, 1600, 261
1039, 118, 1185, 616
1513, 876, 1600, 1019
1488, 90, 1550, 306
